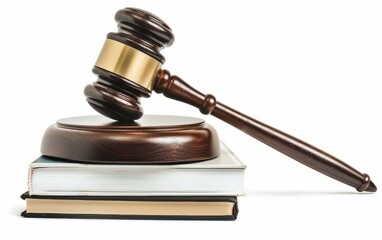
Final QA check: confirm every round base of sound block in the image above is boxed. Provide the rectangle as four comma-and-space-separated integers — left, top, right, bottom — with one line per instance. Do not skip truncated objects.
41, 115, 220, 164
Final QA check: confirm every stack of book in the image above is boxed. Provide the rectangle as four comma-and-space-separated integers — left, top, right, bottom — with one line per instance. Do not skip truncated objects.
21, 143, 246, 220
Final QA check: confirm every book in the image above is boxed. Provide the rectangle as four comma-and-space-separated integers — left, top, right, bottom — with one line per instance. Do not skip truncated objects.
28, 143, 246, 196
20, 193, 238, 220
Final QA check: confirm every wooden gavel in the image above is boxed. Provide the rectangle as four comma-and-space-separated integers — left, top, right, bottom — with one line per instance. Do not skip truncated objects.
84, 7, 376, 192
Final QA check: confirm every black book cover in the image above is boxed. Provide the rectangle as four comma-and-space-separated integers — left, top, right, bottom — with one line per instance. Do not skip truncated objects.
21, 192, 238, 221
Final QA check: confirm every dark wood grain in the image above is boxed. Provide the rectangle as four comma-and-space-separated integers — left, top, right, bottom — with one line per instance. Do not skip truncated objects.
154, 70, 377, 192
85, 8, 175, 122
84, 67, 149, 122
41, 115, 220, 164
110, 7, 174, 63
83, 7, 376, 192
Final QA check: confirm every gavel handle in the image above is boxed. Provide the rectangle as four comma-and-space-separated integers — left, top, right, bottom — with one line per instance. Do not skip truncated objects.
154, 69, 376, 192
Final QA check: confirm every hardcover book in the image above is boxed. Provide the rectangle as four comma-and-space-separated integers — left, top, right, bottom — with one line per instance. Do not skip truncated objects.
21, 193, 238, 220
28, 143, 245, 196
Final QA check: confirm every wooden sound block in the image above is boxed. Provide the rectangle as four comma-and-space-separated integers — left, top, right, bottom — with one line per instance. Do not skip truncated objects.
41, 115, 220, 164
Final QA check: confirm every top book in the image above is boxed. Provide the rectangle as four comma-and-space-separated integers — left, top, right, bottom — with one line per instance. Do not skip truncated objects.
28, 143, 246, 196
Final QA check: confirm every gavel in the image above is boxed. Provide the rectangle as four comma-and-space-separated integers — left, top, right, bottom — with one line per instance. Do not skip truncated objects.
84, 7, 376, 192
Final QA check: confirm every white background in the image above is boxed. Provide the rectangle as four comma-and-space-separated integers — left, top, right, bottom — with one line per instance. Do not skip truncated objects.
0, 1, 381, 239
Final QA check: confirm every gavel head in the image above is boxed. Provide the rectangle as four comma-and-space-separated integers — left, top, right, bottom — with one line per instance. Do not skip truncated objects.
84, 8, 174, 122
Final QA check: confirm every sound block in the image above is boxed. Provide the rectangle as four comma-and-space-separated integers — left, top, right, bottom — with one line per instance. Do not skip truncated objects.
41, 115, 220, 164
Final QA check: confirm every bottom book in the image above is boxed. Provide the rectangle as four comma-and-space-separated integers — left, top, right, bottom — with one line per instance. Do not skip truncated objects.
20, 192, 238, 221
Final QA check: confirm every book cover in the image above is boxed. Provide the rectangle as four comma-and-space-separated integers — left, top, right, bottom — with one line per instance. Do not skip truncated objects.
28, 143, 246, 196
21, 192, 238, 221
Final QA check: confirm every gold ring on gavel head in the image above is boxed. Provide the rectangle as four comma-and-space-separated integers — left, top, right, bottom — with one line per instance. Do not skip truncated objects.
94, 39, 162, 91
